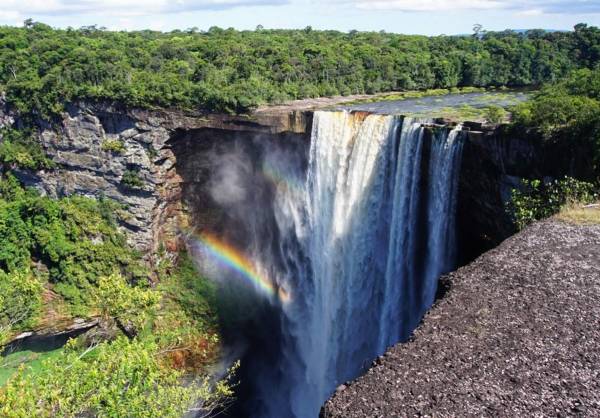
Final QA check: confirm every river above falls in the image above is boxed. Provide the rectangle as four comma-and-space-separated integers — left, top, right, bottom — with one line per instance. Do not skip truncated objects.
336, 90, 531, 118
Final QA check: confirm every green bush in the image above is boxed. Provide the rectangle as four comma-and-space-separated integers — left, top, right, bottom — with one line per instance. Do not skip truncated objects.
0, 175, 146, 317
0, 337, 235, 418
0, 128, 55, 170
101, 139, 126, 154
0, 269, 43, 343
508, 176, 598, 230
484, 105, 507, 124
96, 273, 160, 331
121, 169, 144, 189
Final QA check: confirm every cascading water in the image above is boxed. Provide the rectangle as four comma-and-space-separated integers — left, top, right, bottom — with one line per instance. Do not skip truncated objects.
190, 111, 465, 418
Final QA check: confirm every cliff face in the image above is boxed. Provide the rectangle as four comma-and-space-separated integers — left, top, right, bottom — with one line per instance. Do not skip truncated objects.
1, 101, 582, 264
456, 126, 541, 263
2, 102, 310, 253
456, 124, 594, 265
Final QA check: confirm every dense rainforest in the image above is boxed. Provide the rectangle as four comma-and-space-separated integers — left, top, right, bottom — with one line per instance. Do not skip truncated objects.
0, 20, 600, 417
0, 22, 599, 115
0, 173, 235, 416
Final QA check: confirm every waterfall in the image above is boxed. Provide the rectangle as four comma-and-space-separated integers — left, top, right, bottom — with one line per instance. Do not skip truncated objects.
195, 110, 465, 417
257, 111, 465, 417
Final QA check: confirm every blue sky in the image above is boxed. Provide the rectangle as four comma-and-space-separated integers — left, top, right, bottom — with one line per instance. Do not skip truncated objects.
0, 0, 599, 35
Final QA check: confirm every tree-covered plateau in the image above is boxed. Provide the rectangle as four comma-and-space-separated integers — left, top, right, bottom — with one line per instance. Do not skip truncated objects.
0, 22, 599, 116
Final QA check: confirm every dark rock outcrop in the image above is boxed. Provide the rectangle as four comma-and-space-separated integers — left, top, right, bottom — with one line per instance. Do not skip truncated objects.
322, 219, 600, 417
456, 124, 597, 265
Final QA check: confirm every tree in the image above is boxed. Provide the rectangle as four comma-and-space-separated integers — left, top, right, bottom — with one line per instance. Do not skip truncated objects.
484, 105, 507, 124
473, 24, 484, 39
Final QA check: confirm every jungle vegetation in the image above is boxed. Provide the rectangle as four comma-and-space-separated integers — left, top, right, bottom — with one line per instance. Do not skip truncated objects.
0, 22, 599, 116
0, 173, 234, 416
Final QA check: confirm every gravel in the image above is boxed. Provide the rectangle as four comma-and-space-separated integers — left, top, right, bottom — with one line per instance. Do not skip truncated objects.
321, 219, 600, 417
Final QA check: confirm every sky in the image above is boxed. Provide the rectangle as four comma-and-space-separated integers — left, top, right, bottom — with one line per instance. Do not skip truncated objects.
0, 0, 599, 35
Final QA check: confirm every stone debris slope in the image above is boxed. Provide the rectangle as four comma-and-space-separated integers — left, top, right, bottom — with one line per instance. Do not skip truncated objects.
322, 219, 600, 417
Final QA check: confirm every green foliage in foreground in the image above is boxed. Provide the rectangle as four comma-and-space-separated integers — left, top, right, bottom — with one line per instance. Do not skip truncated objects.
0, 174, 233, 416
508, 177, 598, 230
0, 337, 235, 418
0, 173, 146, 321
1, 22, 599, 115
0, 128, 55, 170
0, 260, 232, 417
96, 273, 160, 331
0, 269, 43, 343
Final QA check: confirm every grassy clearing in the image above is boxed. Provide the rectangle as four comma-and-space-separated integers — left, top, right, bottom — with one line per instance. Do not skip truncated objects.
340, 86, 487, 105
556, 202, 600, 225
409, 104, 486, 120
0, 347, 64, 386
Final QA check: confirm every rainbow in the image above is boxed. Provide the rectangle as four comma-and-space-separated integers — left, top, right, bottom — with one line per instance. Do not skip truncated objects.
186, 230, 290, 304
262, 162, 304, 194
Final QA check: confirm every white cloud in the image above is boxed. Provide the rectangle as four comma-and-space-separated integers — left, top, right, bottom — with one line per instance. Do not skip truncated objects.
354, 0, 502, 12
516, 8, 544, 16
349, 0, 600, 14
0, 0, 289, 19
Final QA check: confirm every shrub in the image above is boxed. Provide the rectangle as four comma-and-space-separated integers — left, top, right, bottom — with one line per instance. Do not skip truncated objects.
0, 269, 43, 343
0, 337, 235, 418
101, 139, 126, 154
0, 175, 146, 317
0, 128, 55, 170
96, 273, 160, 331
121, 169, 144, 189
508, 176, 598, 230
484, 105, 507, 124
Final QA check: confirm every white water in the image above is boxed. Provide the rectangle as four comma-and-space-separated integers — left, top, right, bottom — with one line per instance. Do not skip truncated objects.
245, 111, 466, 418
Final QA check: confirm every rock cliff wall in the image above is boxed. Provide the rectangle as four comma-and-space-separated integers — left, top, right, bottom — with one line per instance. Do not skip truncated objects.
1, 101, 310, 254
1, 101, 583, 265
456, 123, 593, 264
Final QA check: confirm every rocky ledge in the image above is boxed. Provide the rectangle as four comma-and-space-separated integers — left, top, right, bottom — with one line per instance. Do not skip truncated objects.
322, 219, 600, 417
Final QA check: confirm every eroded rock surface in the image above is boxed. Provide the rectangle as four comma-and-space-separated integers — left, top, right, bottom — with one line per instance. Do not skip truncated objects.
1, 101, 310, 252
322, 219, 600, 417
